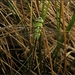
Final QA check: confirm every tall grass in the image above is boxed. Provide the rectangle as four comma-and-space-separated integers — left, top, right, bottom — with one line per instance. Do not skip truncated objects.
0, 0, 75, 75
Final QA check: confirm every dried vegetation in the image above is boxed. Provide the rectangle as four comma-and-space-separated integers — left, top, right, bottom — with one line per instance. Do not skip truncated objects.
0, 0, 75, 75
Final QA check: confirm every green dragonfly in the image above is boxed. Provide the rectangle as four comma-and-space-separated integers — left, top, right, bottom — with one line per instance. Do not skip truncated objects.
0, 17, 43, 39
33, 17, 44, 40
0, 17, 55, 39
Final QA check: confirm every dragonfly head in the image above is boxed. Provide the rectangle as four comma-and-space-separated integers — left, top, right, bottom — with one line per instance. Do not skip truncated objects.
35, 17, 44, 23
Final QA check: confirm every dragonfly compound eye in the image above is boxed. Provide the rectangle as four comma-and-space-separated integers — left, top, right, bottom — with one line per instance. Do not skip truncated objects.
35, 17, 44, 23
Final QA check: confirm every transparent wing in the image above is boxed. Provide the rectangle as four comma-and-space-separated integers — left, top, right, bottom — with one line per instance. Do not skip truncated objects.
0, 25, 56, 38
0, 25, 35, 37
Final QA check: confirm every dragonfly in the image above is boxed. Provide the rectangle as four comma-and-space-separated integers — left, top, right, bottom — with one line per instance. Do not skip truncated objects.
0, 17, 55, 39
33, 17, 44, 40
0, 17, 43, 38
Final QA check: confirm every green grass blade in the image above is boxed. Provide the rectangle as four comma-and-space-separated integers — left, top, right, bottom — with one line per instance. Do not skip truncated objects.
66, 11, 75, 32
6, 0, 20, 23
14, 49, 34, 75
52, 11, 75, 62
38, 0, 50, 73
38, 35, 42, 73
42, 0, 50, 21
52, 1, 62, 66
41, 0, 45, 19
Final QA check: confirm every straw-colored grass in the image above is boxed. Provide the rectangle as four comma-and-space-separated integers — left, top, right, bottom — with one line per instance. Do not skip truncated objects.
0, 0, 75, 75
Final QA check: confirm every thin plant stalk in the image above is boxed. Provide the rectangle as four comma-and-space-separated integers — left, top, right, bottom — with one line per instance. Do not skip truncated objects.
20, 0, 26, 26
42, 0, 54, 75
61, 0, 67, 74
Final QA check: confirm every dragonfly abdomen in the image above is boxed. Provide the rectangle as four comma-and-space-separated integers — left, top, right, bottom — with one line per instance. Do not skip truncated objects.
33, 17, 43, 40
34, 27, 41, 39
